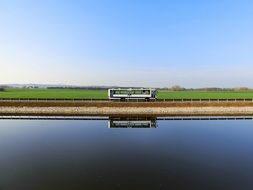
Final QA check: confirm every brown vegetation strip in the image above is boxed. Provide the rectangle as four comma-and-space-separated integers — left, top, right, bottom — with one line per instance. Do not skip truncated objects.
1, 101, 253, 107
1, 112, 253, 117
1, 106, 253, 117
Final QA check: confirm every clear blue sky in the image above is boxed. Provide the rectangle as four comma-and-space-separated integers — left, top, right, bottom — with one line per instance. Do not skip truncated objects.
1, 0, 253, 87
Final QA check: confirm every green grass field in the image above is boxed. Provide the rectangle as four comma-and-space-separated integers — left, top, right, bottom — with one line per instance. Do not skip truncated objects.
0, 88, 108, 99
158, 90, 253, 99
1, 88, 253, 99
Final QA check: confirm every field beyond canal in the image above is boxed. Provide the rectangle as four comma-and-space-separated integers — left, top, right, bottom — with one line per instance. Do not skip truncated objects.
1, 88, 253, 99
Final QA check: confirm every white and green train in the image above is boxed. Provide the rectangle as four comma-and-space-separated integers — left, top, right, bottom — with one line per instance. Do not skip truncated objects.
108, 88, 157, 100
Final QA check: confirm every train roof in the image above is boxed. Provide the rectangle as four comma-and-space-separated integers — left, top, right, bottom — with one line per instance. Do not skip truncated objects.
108, 88, 156, 90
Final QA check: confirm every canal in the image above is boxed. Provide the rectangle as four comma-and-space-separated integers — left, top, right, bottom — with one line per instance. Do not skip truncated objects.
0, 118, 253, 190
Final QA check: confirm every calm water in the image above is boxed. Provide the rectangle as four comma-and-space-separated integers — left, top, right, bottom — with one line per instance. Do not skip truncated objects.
0, 119, 253, 190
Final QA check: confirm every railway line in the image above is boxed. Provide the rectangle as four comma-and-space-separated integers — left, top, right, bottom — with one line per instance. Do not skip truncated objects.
1, 98, 253, 102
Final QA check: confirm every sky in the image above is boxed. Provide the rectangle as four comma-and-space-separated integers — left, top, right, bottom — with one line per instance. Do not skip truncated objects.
0, 0, 253, 88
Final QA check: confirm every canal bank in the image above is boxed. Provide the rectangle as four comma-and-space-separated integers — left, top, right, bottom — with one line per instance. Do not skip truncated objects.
1, 101, 253, 116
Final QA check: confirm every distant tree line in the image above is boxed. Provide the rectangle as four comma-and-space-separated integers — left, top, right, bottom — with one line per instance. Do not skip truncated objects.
3, 85, 252, 92
159, 85, 252, 91
48, 86, 253, 91
47, 87, 109, 90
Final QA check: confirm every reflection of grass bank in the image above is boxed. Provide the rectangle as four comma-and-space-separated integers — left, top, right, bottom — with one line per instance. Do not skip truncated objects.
1, 88, 253, 99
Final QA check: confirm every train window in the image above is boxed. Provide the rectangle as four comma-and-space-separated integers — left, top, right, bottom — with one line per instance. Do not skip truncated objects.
133, 90, 141, 94
114, 90, 128, 94
121, 90, 128, 94
143, 90, 150, 94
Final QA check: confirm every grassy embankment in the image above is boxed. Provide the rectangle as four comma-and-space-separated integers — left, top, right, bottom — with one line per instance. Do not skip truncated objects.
1, 88, 253, 99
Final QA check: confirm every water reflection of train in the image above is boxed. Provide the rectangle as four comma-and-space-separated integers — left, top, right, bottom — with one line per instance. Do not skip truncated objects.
108, 117, 157, 128
108, 88, 157, 100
